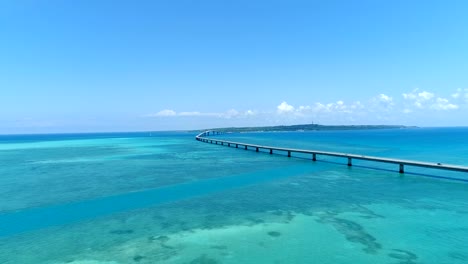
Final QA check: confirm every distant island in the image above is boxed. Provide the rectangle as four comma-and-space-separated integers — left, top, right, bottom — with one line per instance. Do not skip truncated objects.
194, 124, 416, 133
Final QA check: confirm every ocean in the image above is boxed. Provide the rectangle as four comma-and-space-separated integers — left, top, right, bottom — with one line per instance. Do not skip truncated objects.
0, 127, 467, 263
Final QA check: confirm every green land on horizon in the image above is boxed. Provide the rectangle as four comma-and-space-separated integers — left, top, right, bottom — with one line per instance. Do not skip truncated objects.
196, 124, 415, 133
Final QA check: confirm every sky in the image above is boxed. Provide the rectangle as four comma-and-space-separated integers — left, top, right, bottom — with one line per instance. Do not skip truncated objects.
1, 0, 468, 133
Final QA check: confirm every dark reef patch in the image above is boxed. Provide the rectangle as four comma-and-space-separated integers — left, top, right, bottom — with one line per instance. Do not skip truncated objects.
267, 231, 282, 237
189, 254, 220, 264
161, 221, 174, 229
388, 249, 418, 264
271, 210, 283, 216
317, 212, 382, 254
351, 205, 385, 219
246, 217, 265, 225
156, 235, 170, 243
109, 229, 134, 235
133, 255, 145, 262
285, 211, 295, 222
210, 245, 228, 250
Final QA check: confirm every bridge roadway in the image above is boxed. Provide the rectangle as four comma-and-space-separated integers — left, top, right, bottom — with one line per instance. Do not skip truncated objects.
195, 131, 468, 174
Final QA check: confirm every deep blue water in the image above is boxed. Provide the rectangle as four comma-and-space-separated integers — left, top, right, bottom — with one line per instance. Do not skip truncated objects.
0, 128, 467, 263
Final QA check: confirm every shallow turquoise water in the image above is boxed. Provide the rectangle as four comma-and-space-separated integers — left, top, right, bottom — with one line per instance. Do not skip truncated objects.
0, 128, 467, 263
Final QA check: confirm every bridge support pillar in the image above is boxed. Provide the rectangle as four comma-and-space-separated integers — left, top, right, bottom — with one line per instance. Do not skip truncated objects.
399, 164, 404, 173
245, 145, 247, 150
348, 157, 352, 166
270, 149, 273, 154
312, 153, 316, 161
288, 151, 291, 157
256, 147, 259, 152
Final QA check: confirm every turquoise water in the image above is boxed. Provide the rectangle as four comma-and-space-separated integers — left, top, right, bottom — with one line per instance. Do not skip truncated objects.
0, 128, 467, 263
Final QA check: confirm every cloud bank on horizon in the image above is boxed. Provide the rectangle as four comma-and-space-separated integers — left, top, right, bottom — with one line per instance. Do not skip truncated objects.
151, 88, 466, 128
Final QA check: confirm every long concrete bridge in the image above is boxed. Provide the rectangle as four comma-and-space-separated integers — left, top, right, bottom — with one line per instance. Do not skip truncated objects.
195, 131, 468, 174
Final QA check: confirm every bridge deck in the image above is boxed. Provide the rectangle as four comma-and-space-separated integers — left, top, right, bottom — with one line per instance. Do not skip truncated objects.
195, 131, 468, 174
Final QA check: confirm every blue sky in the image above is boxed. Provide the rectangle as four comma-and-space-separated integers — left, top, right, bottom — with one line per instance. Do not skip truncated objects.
1, 0, 467, 133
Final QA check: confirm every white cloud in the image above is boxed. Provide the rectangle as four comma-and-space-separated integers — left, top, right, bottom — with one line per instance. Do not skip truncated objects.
379, 94, 393, 103
402, 89, 435, 108
297, 105, 311, 111
452, 88, 462, 99
452, 88, 468, 103
350, 101, 364, 110
178, 111, 202, 116
150, 109, 257, 119
402, 89, 461, 112
312, 100, 356, 113
153, 109, 177, 117
335, 101, 351, 113
245, 110, 256, 116
418, 91, 434, 100
277, 101, 295, 114
312, 102, 332, 113
402, 93, 414, 100
371, 94, 394, 111
431, 98, 459, 110
178, 111, 232, 117
414, 101, 423, 108
274, 100, 360, 119
402, 90, 434, 101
